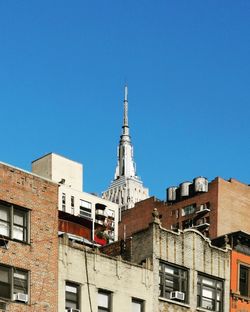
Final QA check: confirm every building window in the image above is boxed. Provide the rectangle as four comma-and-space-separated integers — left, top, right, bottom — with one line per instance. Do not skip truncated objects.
0, 264, 28, 301
132, 298, 144, 312
65, 282, 79, 310
71, 196, 75, 214
182, 219, 193, 230
98, 289, 111, 312
181, 204, 196, 216
0, 201, 29, 243
79, 200, 92, 219
62, 193, 66, 211
159, 262, 188, 303
239, 264, 250, 297
171, 223, 179, 230
197, 274, 223, 311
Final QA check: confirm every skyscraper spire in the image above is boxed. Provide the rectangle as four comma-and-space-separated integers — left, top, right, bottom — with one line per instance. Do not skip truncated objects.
115, 85, 136, 179
123, 85, 129, 130
102, 86, 149, 211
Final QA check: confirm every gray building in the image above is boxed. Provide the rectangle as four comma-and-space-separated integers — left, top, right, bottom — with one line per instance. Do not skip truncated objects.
101, 209, 231, 312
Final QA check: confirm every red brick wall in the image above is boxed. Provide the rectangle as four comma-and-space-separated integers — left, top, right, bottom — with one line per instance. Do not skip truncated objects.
0, 163, 58, 312
164, 178, 219, 238
118, 178, 221, 240
118, 197, 168, 239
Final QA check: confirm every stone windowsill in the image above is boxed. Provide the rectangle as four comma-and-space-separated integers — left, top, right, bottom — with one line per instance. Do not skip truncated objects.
231, 292, 250, 303
159, 296, 190, 308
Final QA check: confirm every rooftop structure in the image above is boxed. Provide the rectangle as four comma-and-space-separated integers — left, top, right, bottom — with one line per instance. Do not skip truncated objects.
32, 153, 119, 244
118, 177, 250, 240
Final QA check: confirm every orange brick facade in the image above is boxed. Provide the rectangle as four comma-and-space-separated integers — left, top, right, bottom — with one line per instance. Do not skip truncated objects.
0, 162, 58, 311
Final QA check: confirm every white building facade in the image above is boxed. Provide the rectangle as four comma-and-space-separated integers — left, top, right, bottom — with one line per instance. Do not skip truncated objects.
102, 86, 149, 212
32, 153, 119, 242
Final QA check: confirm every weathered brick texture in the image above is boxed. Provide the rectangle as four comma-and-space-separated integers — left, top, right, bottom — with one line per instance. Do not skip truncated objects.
0, 163, 58, 312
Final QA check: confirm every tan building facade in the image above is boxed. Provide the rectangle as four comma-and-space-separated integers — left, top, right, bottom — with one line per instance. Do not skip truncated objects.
102, 213, 231, 312
133, 221, 231, 311
0, 161, 58, 311
58, 234, 154, 311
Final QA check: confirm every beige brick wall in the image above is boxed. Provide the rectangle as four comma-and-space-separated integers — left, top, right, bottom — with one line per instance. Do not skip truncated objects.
130, 222, 231, 312
58, 236, 154, 312
217, 178, 250, 237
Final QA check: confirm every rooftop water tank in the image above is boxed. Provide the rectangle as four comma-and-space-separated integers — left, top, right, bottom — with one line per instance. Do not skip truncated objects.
167, 186, 178, 202
194, 177, 208, 193
180, 181, 192, 197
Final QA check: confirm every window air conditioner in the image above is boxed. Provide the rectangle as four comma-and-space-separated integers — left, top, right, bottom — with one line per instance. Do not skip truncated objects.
14, 293, 29, 303
170, 291, 185, 301
0, 301, 7, 311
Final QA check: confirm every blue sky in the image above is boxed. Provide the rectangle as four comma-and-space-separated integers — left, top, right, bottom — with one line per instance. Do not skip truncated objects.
0, 1, 249, 199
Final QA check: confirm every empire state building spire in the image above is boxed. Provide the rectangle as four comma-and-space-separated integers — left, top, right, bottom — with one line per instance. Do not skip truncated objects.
102, 86, 149, 211
114, 85, 136, 179
123, 85, 129, 130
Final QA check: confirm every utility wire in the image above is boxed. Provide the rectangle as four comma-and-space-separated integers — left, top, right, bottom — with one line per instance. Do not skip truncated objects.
84, 248, 93, 312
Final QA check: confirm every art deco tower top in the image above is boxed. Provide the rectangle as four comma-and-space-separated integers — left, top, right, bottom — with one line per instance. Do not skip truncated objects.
103, 86, 149, 211
114, 85, 136, 180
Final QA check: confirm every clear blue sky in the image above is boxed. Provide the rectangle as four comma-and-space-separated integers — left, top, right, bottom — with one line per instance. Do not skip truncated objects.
0, 1, 249, 200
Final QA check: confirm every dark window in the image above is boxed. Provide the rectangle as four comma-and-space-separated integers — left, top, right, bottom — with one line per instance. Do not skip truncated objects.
65, 282, 79, 309
182, 219, 193, 229
0, 265, 11, 299
171, 223, 179, 230
132, 298, 144, 312
197, 274, 223, 311
239, 265, 250, 297
98, 289, 111, 312
0, 264, 28, 301
71, 196, 75, 214
159, 262, 188, 303
62, 193, 66, 211
0, 201, 28, 243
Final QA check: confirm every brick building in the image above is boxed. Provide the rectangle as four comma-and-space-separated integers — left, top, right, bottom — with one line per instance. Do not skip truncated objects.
119, 177, 250, 240
0, 161, 58, 311
212, 231, 250, 312
103, 211, 231, 311
58, 233, 154, 311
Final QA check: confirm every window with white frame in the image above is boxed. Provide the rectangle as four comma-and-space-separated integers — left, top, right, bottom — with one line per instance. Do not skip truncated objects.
132, 298, 144, 312
0, 201, 29, 243
62, 193, 66, 211
0, 264, 28, 301
239, 264, 250, 297
79, 200, 92, 219
197, 274, 223, 311
65, 282, 80, 310
159, 261, 188, 303
181, 204, 196, 216
98, 289, 111, 312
